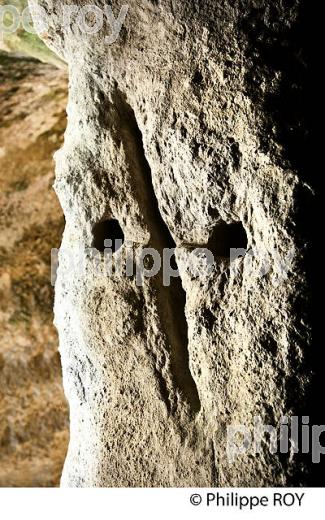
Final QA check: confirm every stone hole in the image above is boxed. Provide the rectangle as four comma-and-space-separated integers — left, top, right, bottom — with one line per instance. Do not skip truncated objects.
208, 221, 248, 259
92, 219, 124, 253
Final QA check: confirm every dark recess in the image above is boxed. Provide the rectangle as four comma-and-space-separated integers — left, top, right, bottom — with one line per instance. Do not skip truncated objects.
92, 219, 124, 253
208, 221, 248, 259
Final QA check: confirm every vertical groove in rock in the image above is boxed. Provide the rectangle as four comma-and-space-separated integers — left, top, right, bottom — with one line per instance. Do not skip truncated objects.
113, 87, 201, 414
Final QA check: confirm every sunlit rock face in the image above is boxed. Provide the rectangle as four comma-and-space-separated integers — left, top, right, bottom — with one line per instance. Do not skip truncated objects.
0, 52, 68, 486
31, 1, 315, 486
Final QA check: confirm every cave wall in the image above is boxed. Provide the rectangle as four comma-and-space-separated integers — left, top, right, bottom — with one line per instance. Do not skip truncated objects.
31, 0, 314, 486
0, 52, 68, 486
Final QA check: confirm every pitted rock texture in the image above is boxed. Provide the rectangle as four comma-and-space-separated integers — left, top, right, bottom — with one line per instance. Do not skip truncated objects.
32, 0, 316, 486
0, 53, 68, 486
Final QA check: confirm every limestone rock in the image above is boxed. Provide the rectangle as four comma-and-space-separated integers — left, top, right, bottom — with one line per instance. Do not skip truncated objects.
0, 52, 68, 486
31, 0, 316, 486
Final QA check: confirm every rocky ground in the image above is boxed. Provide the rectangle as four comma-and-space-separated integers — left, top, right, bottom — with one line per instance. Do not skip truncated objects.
0, 51, 68, 486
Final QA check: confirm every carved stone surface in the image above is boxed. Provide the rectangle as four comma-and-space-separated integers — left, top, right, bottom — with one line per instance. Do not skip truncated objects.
31, 0, 316, 486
